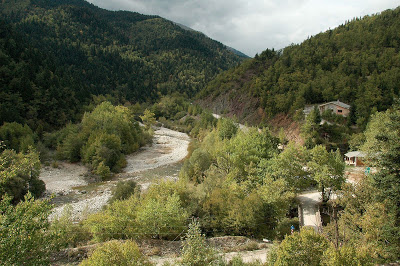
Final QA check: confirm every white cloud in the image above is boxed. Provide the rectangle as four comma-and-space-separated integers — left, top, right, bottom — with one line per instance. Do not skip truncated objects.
87, 0, 400, 56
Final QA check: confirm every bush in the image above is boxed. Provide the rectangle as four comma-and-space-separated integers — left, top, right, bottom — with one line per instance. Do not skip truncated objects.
321, 109, 346, 124
44, 123, 78, 149
84, 196, 139, 242
0, 122, 35, 152
180, 148, 212, 183
323, 244, 373, 266
0, 193, 57, 265
180, 220, 222, 266
110, 180, 138, 203
227, 255, 263, 265
80, 240, 152, 266
82, 133, 124, 173
84, 181, 190, 242
136, 192, 189, 240
0, 148, 45, 203
275, 217, 300, 240
51, 205, 92, 248
95, 162, 112, 180
56, 131, 84, 162
217, 118, 238, 140
267, 227, 329, 265
36, 141, 50, 162
174, 111, 187, 120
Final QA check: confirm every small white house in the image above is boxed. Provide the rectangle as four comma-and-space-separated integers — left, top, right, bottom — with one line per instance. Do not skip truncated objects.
345, 151, 365, 166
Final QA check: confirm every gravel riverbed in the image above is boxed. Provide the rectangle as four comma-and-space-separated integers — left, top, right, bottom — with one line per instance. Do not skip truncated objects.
40, 127, 190, 221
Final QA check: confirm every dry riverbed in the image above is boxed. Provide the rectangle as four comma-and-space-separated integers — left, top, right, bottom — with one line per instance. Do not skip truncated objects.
40, 127, 190, 221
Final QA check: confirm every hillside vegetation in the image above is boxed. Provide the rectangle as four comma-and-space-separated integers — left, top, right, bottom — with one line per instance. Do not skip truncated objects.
199, 7, 400, 128
0, 0, 242, 131
1, 2, 400, 265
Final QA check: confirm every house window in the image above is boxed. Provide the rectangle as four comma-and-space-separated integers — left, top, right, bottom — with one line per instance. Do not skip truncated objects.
338, 110, 342, 113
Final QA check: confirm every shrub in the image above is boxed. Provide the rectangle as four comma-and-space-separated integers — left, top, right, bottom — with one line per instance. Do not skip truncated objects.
82, 133, 122, 171
217, 118, 238, 140
180, 220, 222, 266
51, 205, 91, 248
0, 122, 35, 152
56, 128, 84, 162
0, 193, 57, 265
180, 148, 212, 183
322, 244, 373, 266
275, 217, 300, 240
267, 227, 329, 265
243, 241, 259, 251
227, 255, 263, 265
95, 162, 112, 180
81, 102, 143, 154
56, 102, 146, 174
110, 180, 138, 203
36, 141, 50, 162
83, 198, 138, 242
136, 192, 189, 240
0, 148, 45, 203
80, 240, 152, 266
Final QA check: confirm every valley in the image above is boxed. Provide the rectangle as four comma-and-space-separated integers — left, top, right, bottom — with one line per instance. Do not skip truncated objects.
0, 0, 399, 265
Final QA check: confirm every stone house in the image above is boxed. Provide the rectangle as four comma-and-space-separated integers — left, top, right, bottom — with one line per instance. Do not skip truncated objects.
318, 100, 351, 117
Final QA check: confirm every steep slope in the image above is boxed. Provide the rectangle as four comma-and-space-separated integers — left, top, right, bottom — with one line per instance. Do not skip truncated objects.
0, 0, 242, 130
199, 7, 400, 128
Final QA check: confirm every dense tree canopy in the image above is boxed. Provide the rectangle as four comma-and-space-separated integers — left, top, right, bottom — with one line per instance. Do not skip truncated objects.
361, 99, 400, 220
200, 7, 400, 128
54, 102, 147, 178
0, 0, 242, 131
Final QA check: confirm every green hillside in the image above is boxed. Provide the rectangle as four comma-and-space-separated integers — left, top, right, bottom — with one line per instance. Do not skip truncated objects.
199, 7, 400, 128
0, 0, 242, 130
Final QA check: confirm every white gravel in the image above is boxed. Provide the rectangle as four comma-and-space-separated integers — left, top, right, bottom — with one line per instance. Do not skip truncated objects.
124, 127, 190, 173
152, 248, 270, 265
49, 189, 112, 221
224, 248, 270, 264
40, 162, 88, 195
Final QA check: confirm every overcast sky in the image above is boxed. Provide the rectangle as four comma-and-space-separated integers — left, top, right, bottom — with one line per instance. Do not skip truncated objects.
86, 0, 399, 57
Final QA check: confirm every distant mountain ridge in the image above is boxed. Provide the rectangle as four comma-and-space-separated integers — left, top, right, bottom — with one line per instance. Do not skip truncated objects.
0, 0, 242, 130
198, 7, 400, 128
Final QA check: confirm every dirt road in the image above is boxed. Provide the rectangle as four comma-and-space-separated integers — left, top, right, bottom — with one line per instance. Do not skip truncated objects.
297, 191, 322, 231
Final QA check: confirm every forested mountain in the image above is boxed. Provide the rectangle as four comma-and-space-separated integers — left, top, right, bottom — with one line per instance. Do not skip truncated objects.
199, 7, 400, 128
0, 0, 242, 131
